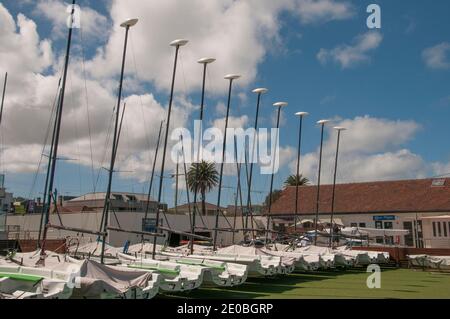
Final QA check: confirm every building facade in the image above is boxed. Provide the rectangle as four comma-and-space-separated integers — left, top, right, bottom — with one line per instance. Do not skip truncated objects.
268, 178, 450, 248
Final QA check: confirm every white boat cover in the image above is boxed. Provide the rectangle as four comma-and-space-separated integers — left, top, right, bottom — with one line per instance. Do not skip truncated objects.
1, 251, 159, 299
72, 259, 158, 298
408, 255, 450, 270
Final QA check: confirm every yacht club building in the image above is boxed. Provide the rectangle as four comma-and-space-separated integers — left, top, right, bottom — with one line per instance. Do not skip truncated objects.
268, 178, 450, 248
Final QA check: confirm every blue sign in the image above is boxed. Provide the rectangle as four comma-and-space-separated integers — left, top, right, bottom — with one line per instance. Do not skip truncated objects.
373, 215, 396, 221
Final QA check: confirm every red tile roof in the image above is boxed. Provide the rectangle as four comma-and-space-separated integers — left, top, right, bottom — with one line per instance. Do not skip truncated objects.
269, 178, 450, 216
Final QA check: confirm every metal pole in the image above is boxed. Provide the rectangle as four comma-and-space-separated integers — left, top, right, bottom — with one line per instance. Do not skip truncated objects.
152, 42, 184, 259
294, 115, 305, 233
40, 0, 76, 259
37, 88, 61, 247
314, 123, 326, 245
329, 129, 342, 247
100, 24, 131, 264
143, 121, 164, 224
265, 105, 283, 243
0, 72, 7, 126
246, 90, 265, 234
191, 60, 211, 254
213, 77, 237, 250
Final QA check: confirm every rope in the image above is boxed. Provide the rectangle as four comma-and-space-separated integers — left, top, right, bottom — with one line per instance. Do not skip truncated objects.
79, 24, 96, 193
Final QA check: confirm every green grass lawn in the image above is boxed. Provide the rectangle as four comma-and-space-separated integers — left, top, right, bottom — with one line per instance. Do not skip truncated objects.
163, 269, 450, 299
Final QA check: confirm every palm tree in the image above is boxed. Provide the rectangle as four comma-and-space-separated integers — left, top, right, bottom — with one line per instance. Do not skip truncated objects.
264, 189, 283, 208
284, 174, 310, 187
187, 161, 219, 217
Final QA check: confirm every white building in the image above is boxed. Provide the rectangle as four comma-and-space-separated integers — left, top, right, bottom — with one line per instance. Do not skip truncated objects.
5, 192, 244, 247
269, 178, 450, 248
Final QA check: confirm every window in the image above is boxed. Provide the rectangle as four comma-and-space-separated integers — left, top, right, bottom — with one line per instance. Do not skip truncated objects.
375, 221, 383, 229
384, 222, 393, 229
437, 222, 442, 237
350, 223, 357, 228
142, 218, 162, 233
444, 222, 448, 237
433, 222, 437, 237
359, 223, 366, 228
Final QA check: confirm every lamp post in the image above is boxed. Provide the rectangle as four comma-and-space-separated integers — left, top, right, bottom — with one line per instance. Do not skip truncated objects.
329, 126, 346, 247
265, 102, 288, 243
246, 88, 268, 237
100, 18, 138, 264
190, 57, 215, 254
294, 112, 309, 233
314, 119, 330, 245
213, 74, 241, 251
152, 39, 189, 259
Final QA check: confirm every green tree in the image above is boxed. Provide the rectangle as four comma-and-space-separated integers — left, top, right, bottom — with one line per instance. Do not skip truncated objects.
187, 161, 219, 216
284, 174, 310, 187
264, 189, 283, 208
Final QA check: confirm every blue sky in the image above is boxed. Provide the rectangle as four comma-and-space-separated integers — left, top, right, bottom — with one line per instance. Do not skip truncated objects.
1, 0, 450, 208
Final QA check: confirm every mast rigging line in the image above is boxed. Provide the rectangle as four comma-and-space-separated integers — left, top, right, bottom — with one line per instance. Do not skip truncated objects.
27, 77, 62, 200
78, 24, 96, 194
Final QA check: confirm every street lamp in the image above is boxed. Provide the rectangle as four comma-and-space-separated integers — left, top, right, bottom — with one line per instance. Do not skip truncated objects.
329, 126, 346, 247
100, 17, 138, 263
294, 112, 309, 233
213, 74, 241, 250
314, 119, 330, 246
265, 102, 288, 243
190, 57, 216, 254
152, 38, 188, 259
245, 88, 269, 237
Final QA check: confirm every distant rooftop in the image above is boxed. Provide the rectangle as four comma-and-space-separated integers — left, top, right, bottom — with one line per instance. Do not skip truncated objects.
270, 178, 450, 216
67, 192, 156, 203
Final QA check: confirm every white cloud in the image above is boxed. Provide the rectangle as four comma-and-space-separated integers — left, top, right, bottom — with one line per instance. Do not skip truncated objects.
294, 0, 354, 24
0, 4, 53, 75
0, 0, 356, 183
317, 31, 383, 68
422, 42, 450, 70
0, 5, 191, 179
84, 0, 354, 94
290, 116, 430, 184
34, 0, 109, 40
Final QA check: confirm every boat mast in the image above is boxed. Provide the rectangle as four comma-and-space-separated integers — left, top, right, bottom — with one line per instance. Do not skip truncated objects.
213, 74, 240, 251
151, 39, 188, 259
142, 120, 164, 239
0, 72, 7, 127
100, 18, 138, 264
265, 102, 288, 244
245, 88, 268, 240
40, 0, 76, 258
190, 57, 215, 254
37, 86, 62, 247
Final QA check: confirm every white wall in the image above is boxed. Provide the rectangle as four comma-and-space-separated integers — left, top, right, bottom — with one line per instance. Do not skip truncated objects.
5, 211, 244, 248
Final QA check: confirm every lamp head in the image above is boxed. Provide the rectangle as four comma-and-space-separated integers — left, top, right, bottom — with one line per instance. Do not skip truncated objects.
198, 57, 216, 64
170, 39, 189, 47
295, 112, 309, 117
317, 119, 330, 125
334, 126, 347, 131
273, 102, 288, 108
120, 18, 139, 28
252, 88, 268, 94
224, 74, 241, 80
